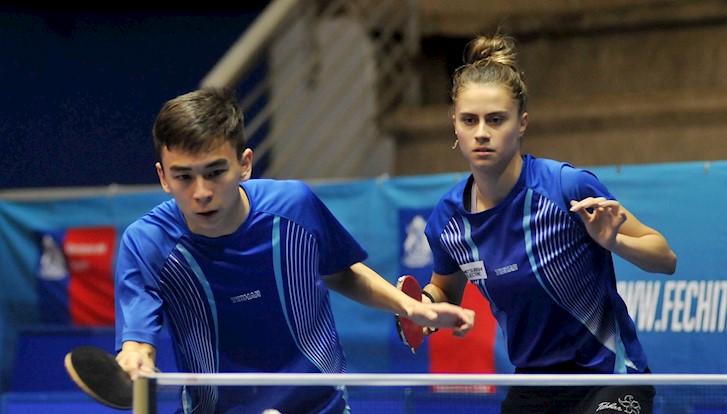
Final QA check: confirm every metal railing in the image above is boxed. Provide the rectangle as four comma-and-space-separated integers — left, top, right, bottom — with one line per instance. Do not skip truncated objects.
200, 0, 420, 180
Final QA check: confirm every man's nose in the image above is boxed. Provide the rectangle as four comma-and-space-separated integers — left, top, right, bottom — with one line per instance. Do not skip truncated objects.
193, 177, 213, 202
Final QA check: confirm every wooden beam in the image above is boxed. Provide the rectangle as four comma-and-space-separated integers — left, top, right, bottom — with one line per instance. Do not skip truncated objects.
417, 0, 727, 38
387, 92, 727, 172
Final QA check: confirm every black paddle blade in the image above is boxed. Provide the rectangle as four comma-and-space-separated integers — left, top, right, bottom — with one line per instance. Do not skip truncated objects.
64, 346, 133, 410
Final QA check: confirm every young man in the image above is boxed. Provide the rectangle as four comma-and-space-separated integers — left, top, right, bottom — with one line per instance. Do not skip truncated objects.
114, 87, 475, 414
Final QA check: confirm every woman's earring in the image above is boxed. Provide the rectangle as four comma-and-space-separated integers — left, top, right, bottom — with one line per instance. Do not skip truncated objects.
451, 139, 459, 150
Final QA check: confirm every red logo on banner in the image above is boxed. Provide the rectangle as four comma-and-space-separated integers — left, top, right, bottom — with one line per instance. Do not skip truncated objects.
63, 226, 116, 326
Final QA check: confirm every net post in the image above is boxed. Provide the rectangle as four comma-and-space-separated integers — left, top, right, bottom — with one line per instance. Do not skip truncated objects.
133, 376, 157, 414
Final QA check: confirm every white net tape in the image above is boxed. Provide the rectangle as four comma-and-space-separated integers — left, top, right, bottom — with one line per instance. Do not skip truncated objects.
145, 373, 727, 387
133, 373, 727, 414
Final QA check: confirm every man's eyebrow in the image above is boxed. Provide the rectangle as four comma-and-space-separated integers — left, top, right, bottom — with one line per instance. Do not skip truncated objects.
204, 159, 229, 168
168, 159, 228, 172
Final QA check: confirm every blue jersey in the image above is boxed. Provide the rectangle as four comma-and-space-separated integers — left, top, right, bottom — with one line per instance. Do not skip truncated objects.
425, 155, 648, 374
115, 179, 367, 414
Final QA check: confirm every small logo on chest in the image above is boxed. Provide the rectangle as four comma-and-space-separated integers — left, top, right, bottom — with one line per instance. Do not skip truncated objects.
230, 290, 261, 303
494, 264, 518, 276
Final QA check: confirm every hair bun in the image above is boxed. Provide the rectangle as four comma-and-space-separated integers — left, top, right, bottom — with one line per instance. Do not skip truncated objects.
465, 34, 518, 68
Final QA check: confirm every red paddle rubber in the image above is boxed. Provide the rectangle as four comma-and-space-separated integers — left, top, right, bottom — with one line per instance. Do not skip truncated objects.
395, 275, 424, 354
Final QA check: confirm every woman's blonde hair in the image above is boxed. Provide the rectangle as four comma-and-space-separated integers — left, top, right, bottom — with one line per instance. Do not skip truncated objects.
451, 34, 528, 115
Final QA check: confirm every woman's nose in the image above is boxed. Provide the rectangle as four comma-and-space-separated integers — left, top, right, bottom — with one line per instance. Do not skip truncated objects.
475, 123, 491, 141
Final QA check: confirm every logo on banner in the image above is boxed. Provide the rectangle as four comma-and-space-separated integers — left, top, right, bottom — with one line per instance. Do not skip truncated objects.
38, 233, 69, 281
36, 226, 117, 326
401, 214, 432, 269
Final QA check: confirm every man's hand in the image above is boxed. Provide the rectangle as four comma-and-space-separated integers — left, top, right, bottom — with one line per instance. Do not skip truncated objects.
116, 341, 157, 380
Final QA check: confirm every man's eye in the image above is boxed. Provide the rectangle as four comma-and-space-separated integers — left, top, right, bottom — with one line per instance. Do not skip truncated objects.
175, 174, 191, 181
208, 169, 226, 178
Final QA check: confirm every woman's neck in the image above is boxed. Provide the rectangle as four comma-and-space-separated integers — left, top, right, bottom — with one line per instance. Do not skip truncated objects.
471, 155, 523, 212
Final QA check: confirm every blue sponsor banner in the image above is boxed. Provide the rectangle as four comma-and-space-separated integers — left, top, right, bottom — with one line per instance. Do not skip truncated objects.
0, 161, 725, 394
597, 162, 727, 374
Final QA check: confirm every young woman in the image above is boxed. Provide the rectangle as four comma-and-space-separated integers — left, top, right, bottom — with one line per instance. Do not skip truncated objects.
421, 33, 677, 414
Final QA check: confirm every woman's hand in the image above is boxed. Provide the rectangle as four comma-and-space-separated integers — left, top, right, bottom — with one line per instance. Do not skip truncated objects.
570, 197, 625, 250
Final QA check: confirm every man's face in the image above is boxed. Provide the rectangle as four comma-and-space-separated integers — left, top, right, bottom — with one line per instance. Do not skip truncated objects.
156, 140, 252, 238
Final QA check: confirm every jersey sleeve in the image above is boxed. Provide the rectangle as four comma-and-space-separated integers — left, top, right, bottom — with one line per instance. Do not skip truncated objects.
296, 183, 369, 275
424, 199, 462, 276
560, 165, 615, 203
114, 222, 166, 351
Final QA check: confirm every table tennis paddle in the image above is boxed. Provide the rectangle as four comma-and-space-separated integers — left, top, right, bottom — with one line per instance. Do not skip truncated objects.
395, 274, 424, 354
64, 346, 133, 410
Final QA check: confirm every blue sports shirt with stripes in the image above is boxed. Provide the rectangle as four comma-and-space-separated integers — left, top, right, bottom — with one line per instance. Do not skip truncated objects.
425, 154, 649, 375
115, 179, 367, 413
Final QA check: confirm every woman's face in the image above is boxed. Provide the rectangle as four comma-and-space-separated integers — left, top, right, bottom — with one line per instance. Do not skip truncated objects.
452, 83, 528, 174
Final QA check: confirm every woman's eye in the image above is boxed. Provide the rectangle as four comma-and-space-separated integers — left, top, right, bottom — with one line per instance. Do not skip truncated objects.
489, 115, 506, 125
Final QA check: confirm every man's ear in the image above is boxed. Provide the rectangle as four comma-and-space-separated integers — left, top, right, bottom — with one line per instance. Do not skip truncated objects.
240, 148, 254, 181
156, 162, 172, 194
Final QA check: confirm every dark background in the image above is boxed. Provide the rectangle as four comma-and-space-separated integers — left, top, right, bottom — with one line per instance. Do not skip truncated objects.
1, 4, 269, 189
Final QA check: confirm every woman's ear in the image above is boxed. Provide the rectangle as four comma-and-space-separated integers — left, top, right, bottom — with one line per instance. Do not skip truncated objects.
519, 112, 529, 136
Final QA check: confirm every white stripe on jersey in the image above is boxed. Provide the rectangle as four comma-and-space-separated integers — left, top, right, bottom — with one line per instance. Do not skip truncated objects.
284, 220, 345, 374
